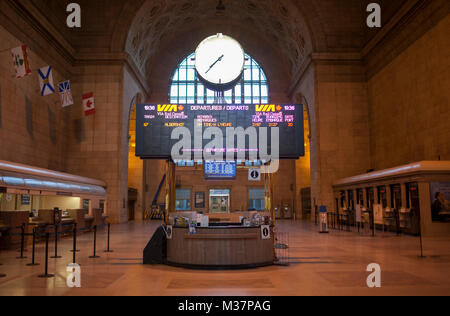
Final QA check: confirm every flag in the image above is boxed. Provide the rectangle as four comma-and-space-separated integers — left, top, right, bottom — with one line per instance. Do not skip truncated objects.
83, 92, 95, 116
58, 80, 74, 107
11, 45, 32, 78
38, 66, 55, 96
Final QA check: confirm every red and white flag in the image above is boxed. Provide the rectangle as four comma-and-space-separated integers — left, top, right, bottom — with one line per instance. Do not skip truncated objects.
11, 45, 32, 78
83, 92, 96, 116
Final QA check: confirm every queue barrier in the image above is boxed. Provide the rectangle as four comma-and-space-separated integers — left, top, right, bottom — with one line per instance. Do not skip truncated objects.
2, 222, 114, 278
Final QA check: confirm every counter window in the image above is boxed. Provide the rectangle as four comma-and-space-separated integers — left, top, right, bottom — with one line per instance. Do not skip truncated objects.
377, 186, 387, 208
82, 199, 90, 214
176, 189, 191, 211
391, 185, 402, 209
100, 200, 105, 214
249, 188, 265, 211
348, 190, 354, 210
357, 189, 364, 206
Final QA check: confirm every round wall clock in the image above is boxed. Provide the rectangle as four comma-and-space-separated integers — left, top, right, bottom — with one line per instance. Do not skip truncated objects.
195, 33, 245, 91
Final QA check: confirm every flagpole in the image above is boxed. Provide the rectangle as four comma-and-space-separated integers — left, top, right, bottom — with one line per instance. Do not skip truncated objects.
92, 110, 96, 149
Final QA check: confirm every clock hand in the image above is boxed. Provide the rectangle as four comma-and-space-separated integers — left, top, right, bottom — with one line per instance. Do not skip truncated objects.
205, 54, 224, 74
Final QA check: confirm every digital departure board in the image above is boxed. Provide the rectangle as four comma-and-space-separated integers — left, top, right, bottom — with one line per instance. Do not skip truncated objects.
136, 104, 304, 160
204, 161, 237, 180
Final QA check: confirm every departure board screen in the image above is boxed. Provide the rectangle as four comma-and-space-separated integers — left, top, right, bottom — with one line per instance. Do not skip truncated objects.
204, 161, 237, 180
136, 104, 304, 160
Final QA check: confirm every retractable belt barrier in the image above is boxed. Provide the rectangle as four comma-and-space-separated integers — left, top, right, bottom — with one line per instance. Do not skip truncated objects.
1, 222, 114, 278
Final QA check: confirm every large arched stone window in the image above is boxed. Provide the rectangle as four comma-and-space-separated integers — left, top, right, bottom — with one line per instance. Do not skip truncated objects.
169, 52, 269, 104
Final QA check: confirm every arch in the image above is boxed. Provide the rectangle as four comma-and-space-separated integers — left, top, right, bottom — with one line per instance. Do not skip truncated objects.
117, 0, 322, 84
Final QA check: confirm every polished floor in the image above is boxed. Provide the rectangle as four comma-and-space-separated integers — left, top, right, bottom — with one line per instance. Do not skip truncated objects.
0, 220, 449, 296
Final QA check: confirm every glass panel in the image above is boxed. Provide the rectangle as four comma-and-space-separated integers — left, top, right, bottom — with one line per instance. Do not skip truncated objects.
244, 68, 251, 80
187, 85, 195, 99
179, 84, 187, 97
197, 85, 205, 104
187, 68, 196, 81
170, 85, 178, 97
252, 68, 260, 81
235, 84, 242, 97
261, 85, 268, 97
206, 89, 215, 104
172, 69, 179, 81
179, 68, 187, 81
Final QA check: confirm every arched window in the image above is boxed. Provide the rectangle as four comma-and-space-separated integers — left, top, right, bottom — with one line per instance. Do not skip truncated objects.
170, 53, 269, 104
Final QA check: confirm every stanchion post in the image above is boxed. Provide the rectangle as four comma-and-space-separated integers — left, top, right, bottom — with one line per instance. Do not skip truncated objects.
38, 232, 54, 278
26, 227, 40, 266
51, 224, 62, 259
72, 224, 77, 264
0, 246, 5, 277
70, 223, 80, 253
104, 223, 113, 253
16, 223, 27, 259
89, 225, 100, 259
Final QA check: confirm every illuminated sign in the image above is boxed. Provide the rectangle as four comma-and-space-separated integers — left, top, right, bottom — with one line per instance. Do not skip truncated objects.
204, 161, 236, 180
136, 104, 304, 160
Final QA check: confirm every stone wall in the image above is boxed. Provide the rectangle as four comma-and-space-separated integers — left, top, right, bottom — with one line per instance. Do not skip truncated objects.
65, 64, 146, 223
0, 25, 70, 171
368, 14, 450, 170
309, 61, 371, 215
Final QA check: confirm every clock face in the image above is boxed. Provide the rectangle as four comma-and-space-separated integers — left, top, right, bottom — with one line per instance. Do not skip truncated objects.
195, 34, 244, 88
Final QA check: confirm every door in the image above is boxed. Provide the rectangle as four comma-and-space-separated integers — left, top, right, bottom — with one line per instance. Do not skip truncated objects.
128, 200, 135, 221
209, 189, 230, 213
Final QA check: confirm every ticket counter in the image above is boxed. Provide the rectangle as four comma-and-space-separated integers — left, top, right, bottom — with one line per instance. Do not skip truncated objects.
333, 161, 450, 237
0, 160, 107, 249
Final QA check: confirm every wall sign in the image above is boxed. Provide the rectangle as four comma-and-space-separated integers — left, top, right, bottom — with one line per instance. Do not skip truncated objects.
165, 225, 173, 240
430, 182, 450, 223
248, 168, 261, 181
195, 192, 205, 208
204, 161, 236, 180
21, 195, 31, 206
261, 225, 271, 240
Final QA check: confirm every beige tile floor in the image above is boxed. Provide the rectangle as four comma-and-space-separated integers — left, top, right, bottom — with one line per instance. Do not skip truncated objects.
0, 220, 449, 296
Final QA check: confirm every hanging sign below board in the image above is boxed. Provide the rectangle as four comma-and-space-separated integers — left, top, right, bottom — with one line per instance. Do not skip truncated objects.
248, 168, 261, 181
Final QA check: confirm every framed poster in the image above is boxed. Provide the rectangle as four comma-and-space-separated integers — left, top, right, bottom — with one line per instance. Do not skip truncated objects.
21, 195, 31, 206
195, 192, 205, 209
430, 182, 450, 222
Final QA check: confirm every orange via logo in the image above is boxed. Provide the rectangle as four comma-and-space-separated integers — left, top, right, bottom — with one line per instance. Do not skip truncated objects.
157, 104, 178, 112
255, 104, 276, 112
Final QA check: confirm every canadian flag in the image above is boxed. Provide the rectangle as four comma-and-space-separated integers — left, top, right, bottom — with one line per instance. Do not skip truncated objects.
83, 92, 95, 116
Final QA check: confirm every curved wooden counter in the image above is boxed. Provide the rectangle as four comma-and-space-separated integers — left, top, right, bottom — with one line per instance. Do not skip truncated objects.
167, 226, 274, 269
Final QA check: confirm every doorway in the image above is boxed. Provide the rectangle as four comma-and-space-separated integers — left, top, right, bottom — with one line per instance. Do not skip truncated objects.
128, 188, 138, 221
209, 189, 230, 214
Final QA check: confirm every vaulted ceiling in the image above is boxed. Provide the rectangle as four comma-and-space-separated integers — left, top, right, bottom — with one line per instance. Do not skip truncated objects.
9, 0, 409, 86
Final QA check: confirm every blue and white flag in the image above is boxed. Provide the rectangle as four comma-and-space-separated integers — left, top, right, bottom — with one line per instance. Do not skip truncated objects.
38, 66, 55, 96
58, 80, 74, 107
